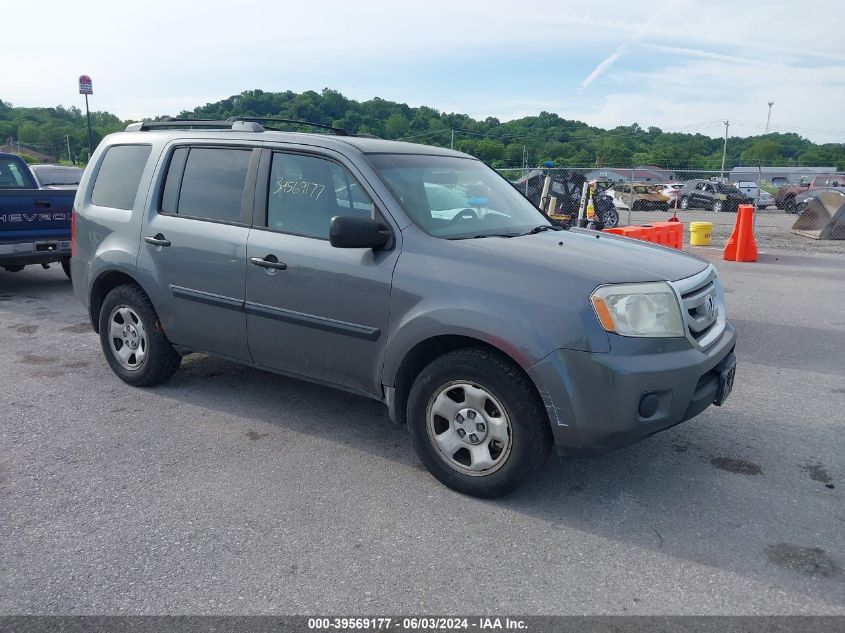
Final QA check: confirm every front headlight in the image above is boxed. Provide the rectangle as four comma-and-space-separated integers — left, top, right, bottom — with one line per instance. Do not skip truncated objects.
590, 282, 684, 337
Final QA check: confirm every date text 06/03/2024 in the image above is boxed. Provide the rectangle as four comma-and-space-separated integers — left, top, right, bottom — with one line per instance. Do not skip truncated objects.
306, 617, 528, 630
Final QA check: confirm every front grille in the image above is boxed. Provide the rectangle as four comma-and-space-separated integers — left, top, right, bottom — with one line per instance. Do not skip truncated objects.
671, 267, 725, 349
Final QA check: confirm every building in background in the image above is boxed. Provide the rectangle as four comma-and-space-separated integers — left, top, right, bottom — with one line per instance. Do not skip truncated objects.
729, 166, 839, 186
585, 166, 674, 183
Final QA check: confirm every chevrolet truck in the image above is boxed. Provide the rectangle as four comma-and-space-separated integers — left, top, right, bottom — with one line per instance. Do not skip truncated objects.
0, 152, 74, 277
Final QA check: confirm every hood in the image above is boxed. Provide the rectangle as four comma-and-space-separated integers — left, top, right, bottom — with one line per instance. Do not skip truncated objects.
463, 229, 709, 285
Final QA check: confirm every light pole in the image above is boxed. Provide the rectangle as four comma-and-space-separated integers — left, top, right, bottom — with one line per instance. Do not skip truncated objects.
720, 120, 730, 181
765, 101, 774, 133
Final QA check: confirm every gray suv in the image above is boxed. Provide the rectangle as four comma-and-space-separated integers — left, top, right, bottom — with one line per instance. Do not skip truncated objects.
71, 118, 737, 497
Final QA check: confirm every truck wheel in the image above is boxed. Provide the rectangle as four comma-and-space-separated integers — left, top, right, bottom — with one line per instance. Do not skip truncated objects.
407, 347, 552, 498
784, 196, 796, 213
712, 200, 723, 213
680, 197, 689, 209
98, 284, 181, 387
61, 257, 71, 280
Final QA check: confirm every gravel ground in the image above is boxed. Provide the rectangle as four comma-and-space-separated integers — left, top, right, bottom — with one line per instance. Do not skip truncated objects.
0, 250, 843, 615
625, 206, 845, 256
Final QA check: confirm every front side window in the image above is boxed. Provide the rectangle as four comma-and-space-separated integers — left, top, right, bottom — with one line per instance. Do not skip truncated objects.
266, 153, 374, 239
91, 145, 151, 209
367, 154, 547, 239
173, 148, 252, 223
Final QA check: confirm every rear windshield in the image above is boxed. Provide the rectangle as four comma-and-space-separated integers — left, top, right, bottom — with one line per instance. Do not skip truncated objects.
0, 156, 36, 189
91, 145, 152, 210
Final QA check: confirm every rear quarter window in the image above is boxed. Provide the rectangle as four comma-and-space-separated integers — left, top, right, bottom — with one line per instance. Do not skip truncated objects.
91, 145, 152, 210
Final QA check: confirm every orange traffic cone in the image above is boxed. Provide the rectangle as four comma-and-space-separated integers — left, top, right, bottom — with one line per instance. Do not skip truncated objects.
723, 204, 757, 262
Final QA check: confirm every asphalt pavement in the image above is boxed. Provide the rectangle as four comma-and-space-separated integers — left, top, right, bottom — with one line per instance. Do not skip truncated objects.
0, 249, 843, 615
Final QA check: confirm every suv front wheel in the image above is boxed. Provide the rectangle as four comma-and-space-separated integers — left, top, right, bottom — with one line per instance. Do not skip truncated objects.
99, 284, 182, 387
407, 348, 552, 498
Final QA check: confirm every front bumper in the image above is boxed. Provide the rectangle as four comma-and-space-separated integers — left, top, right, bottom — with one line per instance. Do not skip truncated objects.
528, 321, 737, 456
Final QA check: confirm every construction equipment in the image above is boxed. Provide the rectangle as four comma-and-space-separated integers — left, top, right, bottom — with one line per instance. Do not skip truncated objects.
790, 189, 845, 240
513, 169, 618, 228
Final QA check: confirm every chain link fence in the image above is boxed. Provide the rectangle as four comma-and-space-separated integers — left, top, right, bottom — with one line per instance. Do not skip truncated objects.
496, 165, 845, 250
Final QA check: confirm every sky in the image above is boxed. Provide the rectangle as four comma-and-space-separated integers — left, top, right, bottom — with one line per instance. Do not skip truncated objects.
4, 0, 845, 143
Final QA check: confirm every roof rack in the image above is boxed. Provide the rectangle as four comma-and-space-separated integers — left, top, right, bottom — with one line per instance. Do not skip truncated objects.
226, 117, 349, 136
125, 116, 350, 136
126, 117, 264, 132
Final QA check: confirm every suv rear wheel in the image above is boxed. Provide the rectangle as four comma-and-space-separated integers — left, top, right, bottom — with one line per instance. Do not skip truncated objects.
712, 200, 723, 213
407, 347, 552, 498
99, 284, 181, 387
680, 196, 689, 209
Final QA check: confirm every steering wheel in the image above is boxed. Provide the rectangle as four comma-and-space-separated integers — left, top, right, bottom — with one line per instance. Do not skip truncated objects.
449, 208, 477, 223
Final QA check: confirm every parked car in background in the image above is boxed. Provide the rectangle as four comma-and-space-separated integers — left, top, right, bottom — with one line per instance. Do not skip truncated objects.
612, 183, 670, 211
29, 164, 84, 190
69, 119, 736, 498
679, 179, 753, 212
658, 183, 684, 208
0, 153, 74, 276
775, 175, 845, 213
735, 180, 774, 209
757, 190, 774, 209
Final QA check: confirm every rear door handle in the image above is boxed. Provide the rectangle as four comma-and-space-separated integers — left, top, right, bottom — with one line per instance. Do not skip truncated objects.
144, 234, 171, 247
250, 255, 287, 270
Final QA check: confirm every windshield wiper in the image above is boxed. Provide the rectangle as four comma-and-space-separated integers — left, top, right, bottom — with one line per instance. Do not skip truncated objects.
448, 233, 519, 240
521, 224, 566, 236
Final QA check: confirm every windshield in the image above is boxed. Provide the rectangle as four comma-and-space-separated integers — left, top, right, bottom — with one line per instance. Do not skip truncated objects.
367, 154, 547, 239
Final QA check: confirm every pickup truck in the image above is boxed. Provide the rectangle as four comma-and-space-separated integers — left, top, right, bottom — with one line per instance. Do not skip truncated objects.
0, 152, 74, 277
775, 174, 845, 213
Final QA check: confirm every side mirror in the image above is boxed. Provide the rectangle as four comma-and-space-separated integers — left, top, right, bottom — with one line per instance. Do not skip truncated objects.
330, 215, 390, 249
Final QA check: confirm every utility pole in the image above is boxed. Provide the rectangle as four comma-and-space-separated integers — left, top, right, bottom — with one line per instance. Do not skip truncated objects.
765, 101, 774, 133
66, 135, 73, 164
450, 128, 454, 150
720, 120, 730, 181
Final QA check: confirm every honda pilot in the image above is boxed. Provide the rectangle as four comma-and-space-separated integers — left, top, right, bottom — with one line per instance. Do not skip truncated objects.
71, 118, 737, 497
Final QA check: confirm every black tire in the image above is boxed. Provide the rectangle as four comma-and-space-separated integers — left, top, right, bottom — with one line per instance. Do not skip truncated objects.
3, 265, 24, 273
60, 257, 71, 280
784, 195, 796, 213
407, 347, 552, 498
98, 283, 181, 387
680, 197, 689, 210
712, 199, 723, 213
601, 206, 620, 228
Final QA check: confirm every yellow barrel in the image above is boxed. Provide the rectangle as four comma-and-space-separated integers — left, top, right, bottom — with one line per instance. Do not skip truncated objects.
689, 221, 713, 246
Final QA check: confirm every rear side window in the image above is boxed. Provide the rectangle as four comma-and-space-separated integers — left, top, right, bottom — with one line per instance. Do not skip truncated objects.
170, 148, 252, 223
91, 145, 151, 209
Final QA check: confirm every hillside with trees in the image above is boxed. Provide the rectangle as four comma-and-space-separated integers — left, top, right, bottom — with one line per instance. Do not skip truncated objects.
2, 89, 843, 169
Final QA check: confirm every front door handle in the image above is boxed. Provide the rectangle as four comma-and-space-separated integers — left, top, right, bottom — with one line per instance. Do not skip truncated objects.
250, 255, 287, 271
144, 234, 171, 247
